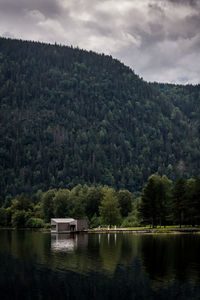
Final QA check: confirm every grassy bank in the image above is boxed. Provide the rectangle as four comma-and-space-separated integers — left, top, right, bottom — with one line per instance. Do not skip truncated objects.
89, 225, 200, 234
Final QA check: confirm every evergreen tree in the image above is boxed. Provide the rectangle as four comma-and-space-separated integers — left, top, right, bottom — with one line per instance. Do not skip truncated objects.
185, 178, 200, 225
117, 189, 133, 217
0, 37, 200, 201
41, 189, 56, 223
85, 186, 104, 219
172, 178, 186, 227
139, 175, 160, 227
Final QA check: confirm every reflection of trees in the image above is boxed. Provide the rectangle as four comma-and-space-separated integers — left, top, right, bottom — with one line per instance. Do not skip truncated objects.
99, 234, 122, 273
172, 234, 200, 283
6, 231, 200, 288
2, 250, 200, 300
99, 233, 142, 274
9, 231, 50, 264
140, 235, 175, 289
119, 234, 141, 266
3, 231, 200, 298
140, 234, 200, 289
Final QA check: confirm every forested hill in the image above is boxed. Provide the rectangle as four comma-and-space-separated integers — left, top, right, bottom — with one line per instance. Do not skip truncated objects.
0, 37, 200, 199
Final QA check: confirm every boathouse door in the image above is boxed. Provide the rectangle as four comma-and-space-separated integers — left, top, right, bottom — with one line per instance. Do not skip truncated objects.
70, 225, 76, 232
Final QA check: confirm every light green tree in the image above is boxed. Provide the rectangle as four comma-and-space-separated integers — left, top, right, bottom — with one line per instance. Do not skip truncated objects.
53, 189, 70, 217
99, 188, 121, 226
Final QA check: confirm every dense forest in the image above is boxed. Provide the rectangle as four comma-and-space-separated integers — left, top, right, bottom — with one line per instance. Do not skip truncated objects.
0, 175, 200, 228
0, 37, 200, 202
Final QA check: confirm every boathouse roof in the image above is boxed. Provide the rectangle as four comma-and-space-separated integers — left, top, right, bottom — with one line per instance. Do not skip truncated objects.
51, 218, 75, 223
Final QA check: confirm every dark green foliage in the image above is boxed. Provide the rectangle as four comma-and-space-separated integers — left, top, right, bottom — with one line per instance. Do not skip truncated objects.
0, 196, 3, 207
121, 199, 141, 227
31, 190, 43, 205
71, 200, 86, 219
53, 189, 70, 218
117, 190, 133, 217
0, 38, 200, 200
185, 178, 199, 225
69, 184, 87, 219
0, 208, 8, 226
25, 217, 44, 228
41, 190, 56, 223
121, 215, 140, 228
0, 37, 200, 227
4, 196, 12, 208
85, 187, 104, 219
139, 174, 172, 227
11, 194, 33, 211
11, 210, 30, 228
152, 83, 200, 178
0, 179, 199, 228
172, 178, 186, 227
139, 175, 200, 227
139, 175, 160, 227
89, 213, 100, 228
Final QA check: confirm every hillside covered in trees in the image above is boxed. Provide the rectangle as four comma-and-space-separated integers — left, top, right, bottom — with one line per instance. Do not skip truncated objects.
0, 37, 200, 201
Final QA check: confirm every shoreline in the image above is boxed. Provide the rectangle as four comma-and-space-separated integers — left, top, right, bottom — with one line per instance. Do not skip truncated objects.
88, 228, 200, 234
1, 227, 200, 234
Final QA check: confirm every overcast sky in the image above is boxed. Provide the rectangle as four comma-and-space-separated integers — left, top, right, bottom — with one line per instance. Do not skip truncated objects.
0, 0, 199, 84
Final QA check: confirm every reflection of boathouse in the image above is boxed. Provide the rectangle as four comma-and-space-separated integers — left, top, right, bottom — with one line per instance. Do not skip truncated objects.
51, 233, 88, 251
51, 218, 88, 233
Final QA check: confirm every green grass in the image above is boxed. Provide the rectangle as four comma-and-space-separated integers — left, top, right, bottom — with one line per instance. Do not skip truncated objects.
89, 225, 200, 232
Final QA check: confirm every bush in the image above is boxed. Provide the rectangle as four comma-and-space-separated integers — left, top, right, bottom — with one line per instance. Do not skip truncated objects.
89, 213, 100, 228
0, 208, 7, 226
121, 215, 141, 228
25, 217, 44, 228
12, 210, 27, 228
44, 223, 51, 229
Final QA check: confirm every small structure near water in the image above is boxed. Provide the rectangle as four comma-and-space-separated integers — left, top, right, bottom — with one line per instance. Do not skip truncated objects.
51, 218, 88, 233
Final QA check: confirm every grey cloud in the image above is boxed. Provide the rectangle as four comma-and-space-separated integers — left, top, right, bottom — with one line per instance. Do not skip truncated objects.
0, 0, 62, 18
83, 20, 115, 37
167, 0, 199, 6
148, 3, 165, 15
0, 0, 199, 84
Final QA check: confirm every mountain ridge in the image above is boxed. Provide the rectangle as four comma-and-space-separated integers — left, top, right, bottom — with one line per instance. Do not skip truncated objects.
0, 37, 199, 199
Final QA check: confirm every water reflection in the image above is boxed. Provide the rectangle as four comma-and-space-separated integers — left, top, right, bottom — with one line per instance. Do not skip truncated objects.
51, 233, 88, 252
98, 233, 101, 244
141, 234, 200, 287
114, 233, 117, 244
1, 231, 200, 299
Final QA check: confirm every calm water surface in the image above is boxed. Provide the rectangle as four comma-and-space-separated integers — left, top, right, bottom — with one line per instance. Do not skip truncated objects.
1, 230, 200, 299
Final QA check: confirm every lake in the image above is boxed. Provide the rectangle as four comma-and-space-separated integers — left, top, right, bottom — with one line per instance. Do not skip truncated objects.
1, 230, 200, 299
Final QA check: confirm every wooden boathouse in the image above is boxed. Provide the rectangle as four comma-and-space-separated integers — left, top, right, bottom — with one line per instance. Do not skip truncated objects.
51, 218, 88, 233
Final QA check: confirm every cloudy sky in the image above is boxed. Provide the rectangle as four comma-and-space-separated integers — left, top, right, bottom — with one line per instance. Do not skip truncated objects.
0, 0, 199, 84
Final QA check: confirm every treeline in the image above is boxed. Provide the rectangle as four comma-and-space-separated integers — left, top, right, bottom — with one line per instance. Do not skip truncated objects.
0, 37, 200, 199
0, 184, 132, 228
140, 175, 200, 227
0, 175, 199, 228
